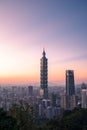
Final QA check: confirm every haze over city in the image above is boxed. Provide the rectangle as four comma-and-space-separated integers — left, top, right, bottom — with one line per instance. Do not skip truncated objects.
0, 0, 87, 85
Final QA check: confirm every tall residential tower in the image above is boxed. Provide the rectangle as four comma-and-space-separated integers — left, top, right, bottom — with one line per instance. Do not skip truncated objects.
66, 70, 76, 109
66, 70, 75, 97
40, 49, 48, 99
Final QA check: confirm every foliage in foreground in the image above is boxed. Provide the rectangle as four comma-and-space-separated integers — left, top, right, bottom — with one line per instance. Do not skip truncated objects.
9, 102, 34, 130
0, 108, 18, 130
42, 108, 87, 130
0, 106, 87, 130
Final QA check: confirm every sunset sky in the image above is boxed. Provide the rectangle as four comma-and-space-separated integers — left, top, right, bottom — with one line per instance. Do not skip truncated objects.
0, 0, 87, 85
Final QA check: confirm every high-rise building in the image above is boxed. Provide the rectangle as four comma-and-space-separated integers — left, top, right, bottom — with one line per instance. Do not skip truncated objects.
70, 95, 76, 110
50, 93, 57, 107
28, 86, 33, 96
66, 70, 75, 96
42, 99, 51, 108
40, 49, 48, 99
46, 106, 53, 119
81, 83, 87, 108
61, 94, 67, 109
66, 70, 75, 109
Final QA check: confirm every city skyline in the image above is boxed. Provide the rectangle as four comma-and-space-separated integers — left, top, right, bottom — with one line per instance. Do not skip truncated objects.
0, 0, 87, 85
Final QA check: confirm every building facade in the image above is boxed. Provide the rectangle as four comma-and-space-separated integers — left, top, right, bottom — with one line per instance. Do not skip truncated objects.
40, 49, 48, 99
81, 88, 87, 108
28, 86, 33, 96
66, 70, 75, 109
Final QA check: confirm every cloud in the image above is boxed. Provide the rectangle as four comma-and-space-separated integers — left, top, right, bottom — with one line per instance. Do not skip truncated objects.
51, 54, 87, 64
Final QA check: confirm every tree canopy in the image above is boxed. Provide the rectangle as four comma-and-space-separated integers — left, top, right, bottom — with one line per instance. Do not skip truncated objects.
0, 108, 18, 130
9, 102, 34, 130
1, 106, 87, 130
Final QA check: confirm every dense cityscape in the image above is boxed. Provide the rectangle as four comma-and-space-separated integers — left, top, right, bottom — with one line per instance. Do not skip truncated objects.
0, 50, 87, 120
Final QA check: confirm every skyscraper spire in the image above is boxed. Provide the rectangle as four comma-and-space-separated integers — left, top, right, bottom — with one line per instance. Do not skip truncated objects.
43, 48, 46, 57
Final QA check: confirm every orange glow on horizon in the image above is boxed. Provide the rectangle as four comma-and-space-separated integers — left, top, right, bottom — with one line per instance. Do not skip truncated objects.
0, 68, 86, 85
0, 75, 39, 84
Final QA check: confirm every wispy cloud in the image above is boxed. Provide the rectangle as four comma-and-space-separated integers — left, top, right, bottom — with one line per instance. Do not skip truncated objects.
51, 54, 87, 64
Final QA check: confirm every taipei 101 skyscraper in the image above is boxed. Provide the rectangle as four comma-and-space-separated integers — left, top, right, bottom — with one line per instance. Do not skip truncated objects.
40, 49, 48, 99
